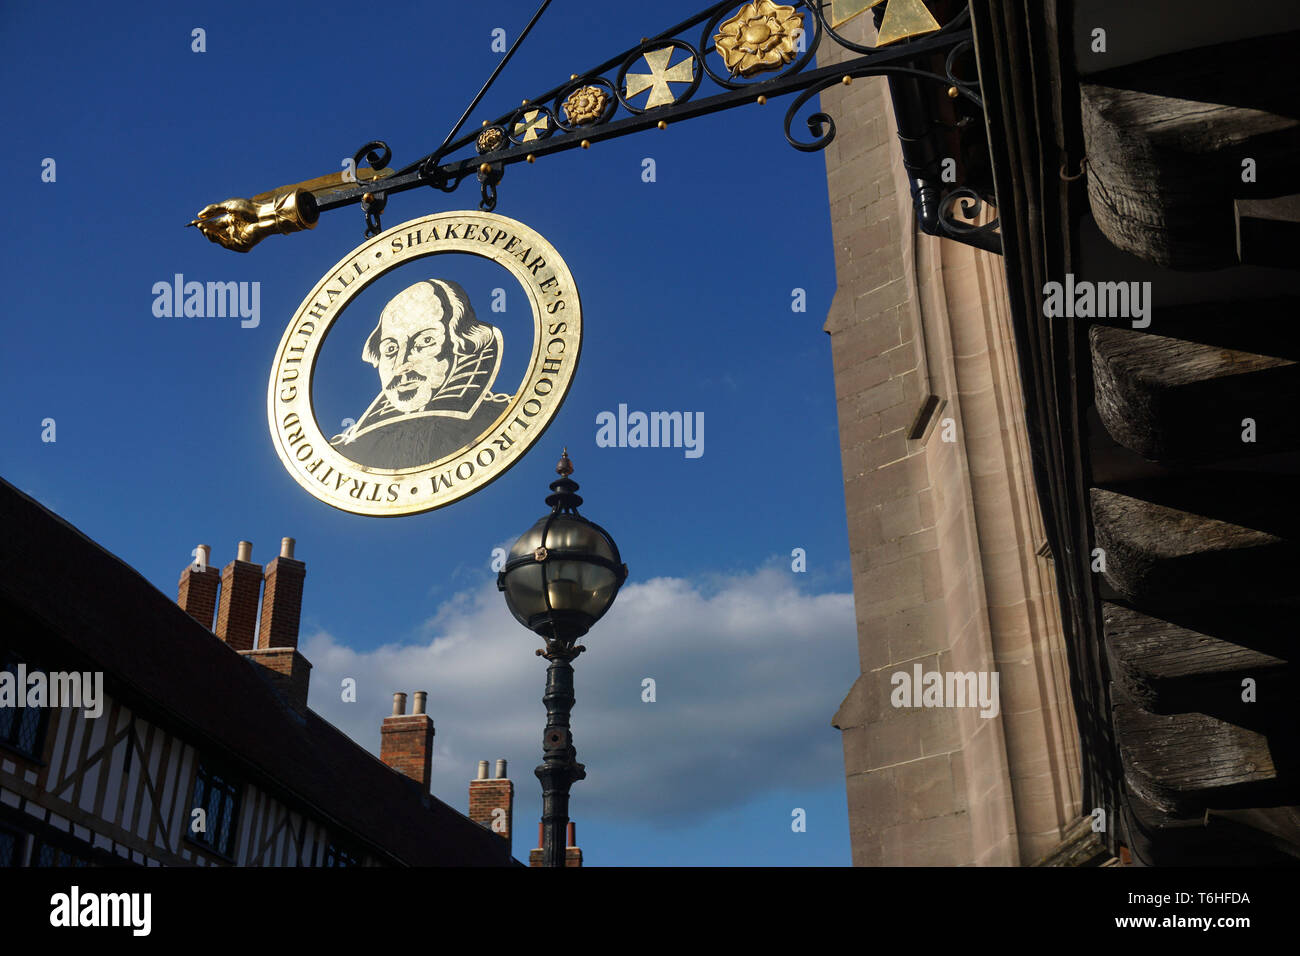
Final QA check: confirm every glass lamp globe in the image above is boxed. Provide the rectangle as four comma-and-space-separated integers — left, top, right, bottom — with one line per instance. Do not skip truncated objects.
498, 451, 627, 641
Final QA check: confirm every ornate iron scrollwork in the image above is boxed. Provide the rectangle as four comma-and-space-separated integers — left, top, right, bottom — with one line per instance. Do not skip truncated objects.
401, 1, 996, 254
201, 2, 998, 254
938, 187, 1000, 240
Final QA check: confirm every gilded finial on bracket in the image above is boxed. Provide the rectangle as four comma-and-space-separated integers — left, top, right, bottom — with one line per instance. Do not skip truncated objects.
187, 189, 318, 253
189, 163, 392, 252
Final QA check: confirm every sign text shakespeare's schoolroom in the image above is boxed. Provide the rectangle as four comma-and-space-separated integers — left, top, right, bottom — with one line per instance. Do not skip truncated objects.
268, 210, 581, 516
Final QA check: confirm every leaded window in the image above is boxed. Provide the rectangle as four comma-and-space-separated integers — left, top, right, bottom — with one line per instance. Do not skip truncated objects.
323, 842, 359, 867
0, 652, 50, 760
30, 838, 92, 867
0, 825, 19, 866
188, 759, 241, 858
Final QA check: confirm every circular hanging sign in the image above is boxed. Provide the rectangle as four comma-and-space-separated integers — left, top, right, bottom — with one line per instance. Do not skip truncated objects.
267, 210, 581, 515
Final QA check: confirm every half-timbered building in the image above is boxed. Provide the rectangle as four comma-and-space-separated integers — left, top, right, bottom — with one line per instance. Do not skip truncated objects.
0, 478, 518, 867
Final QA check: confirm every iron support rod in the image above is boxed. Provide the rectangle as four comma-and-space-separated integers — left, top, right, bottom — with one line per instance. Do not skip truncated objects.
427, 0, 555, 169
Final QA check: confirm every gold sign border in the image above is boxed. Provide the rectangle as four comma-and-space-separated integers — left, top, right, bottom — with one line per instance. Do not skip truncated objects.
267, 210, 582, 516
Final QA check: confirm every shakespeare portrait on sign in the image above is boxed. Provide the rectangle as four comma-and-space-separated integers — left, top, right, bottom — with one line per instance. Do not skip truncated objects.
331, 279, 509, 469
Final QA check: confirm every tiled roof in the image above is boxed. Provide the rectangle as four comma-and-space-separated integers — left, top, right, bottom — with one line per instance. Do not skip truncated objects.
0, 478, 520, 866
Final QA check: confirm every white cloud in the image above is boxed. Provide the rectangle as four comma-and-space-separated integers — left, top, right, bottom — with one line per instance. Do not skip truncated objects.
302, 566, 856, 827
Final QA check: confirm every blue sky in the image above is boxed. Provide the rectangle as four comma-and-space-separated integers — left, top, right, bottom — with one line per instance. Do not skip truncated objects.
1, 0, 857, 865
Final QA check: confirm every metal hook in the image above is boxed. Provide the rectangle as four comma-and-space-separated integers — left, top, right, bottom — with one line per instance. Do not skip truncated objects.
1060, 155, 1088, 182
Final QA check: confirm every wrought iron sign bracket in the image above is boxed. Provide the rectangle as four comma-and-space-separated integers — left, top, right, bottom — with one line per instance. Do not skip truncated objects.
191, 2, 998, 254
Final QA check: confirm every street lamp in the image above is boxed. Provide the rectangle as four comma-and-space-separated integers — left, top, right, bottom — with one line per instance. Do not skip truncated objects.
497, 449, 627, 867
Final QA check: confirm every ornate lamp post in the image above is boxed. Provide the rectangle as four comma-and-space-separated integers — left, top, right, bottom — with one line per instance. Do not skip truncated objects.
497, 450, 628, 867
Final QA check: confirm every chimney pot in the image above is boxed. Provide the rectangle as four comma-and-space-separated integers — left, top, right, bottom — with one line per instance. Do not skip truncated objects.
412, 690, 427, 715
495, 758, 508, 779
258, 537, 306, 651
178, 545, 221, 629
530, 820, 579, 866
381, 695, 434, 792
216, 543, 263, 650
469, 761, 513, 849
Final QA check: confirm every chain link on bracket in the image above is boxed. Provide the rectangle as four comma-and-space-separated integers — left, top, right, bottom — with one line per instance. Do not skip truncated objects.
361, 190, 387, 237
352, 141, 392, 237
478, 161, 504, 211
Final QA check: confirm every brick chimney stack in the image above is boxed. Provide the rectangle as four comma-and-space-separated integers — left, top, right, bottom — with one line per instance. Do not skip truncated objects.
258, 537, 306, 649
177, 544, 220, 629
528, 820, 583, 867
381, 691, 435, 791
239, 538, 313, 715
215, 540, 261, 651
468, 758, 514, 852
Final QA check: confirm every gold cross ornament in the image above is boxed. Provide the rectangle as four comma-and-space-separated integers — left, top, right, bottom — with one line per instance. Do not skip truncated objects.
514, 109, 551, 142
831, 0, 940, 46
624, 47, 696, 109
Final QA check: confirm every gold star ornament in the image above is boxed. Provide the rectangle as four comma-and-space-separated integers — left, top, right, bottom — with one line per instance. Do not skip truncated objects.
831, 0, 940, 46
624, 47, 696, 109
715, 1, 805, 78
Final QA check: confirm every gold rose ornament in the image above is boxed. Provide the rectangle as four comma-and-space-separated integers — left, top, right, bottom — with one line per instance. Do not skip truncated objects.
562, 85, 610, 126
715, 2, 804, 78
